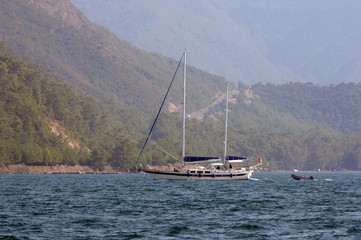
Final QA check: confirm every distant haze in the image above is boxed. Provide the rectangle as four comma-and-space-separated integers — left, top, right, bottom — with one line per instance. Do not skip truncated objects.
73, 0, 361, 85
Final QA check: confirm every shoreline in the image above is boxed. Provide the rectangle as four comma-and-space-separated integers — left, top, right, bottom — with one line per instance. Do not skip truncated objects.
0, 164, 125, 174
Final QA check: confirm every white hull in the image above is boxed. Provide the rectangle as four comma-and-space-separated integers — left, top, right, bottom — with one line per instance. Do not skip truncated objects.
143, 169, 253, 180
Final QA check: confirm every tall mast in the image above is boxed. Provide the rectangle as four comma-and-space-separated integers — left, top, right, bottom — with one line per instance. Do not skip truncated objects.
182, 50, 187, 168
223, 83, 229, 167
134, 52, 185, 167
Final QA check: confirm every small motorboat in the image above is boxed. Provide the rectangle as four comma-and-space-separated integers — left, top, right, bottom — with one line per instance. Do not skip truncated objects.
291, 174, 314, 181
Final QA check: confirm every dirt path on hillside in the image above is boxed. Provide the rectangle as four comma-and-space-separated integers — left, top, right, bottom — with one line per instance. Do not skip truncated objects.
188, 89, 239, 120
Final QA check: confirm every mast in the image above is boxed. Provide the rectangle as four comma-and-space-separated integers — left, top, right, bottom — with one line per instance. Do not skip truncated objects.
134, 52, 185, 167
182, 50, 187, 168
223, 83, 229, 167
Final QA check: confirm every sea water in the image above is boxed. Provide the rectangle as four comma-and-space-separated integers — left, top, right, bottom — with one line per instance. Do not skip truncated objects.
0, 172, 360, 239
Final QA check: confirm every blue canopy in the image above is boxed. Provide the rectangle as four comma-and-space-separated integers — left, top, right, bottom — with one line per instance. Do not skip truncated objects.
225, 156, 247, 161
184, 156, 220, 163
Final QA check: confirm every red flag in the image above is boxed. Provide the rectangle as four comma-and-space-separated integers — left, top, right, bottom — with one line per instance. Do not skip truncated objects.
258, 157, 263, 164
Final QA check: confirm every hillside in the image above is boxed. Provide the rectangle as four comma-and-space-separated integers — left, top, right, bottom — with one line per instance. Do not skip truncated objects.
1, 0, 358, 134
0, 0, 226, 115
0, 1, 360, 171
251, 83, 361, 133
0, 42, 141, 170
203, 82, 361, 134
2, 40, 359, 171
73, 0, 361, 85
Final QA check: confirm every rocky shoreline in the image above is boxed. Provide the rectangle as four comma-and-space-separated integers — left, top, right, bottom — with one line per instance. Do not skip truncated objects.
0, 164, 125, 174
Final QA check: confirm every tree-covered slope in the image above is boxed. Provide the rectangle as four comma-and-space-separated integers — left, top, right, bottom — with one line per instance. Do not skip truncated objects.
0, 42, 141, 170
2, 0, 358, 135
204, 82, 361, 134
1, 1, 360, 171
0, 0, 226, 115
251, 83, 361, 133
1, 40, 360, 171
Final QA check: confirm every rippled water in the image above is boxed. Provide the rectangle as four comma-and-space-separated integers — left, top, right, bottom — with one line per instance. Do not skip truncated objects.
1, 172, 361, 239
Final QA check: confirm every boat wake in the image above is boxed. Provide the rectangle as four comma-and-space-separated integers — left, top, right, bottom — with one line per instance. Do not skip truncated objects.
249, 177, 260, 181
324, 179, 333, 181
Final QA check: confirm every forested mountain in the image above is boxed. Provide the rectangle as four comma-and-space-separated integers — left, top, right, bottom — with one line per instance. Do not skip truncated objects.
73, 0, 361, 85
205, 82, 361, 134
0, 42, 140, 170
0, 1, 360, 171
251, 83, 361, 133
0, 0, 226, 114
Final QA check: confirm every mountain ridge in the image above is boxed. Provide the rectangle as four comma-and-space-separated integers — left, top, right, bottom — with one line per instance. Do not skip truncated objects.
1, 1, 360, 171
73, 0, 361, 85
1, 0, 226, 115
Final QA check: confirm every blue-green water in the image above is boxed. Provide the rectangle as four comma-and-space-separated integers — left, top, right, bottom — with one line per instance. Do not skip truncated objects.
1, 172, 361, 239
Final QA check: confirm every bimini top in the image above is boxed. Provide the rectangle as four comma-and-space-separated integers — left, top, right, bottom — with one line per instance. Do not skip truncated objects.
226, 156, 248, 163
184, 156, 221, 163
225, 156, 247, 161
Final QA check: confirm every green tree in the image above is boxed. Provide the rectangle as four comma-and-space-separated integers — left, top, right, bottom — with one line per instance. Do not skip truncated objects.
90, 146, 110, 170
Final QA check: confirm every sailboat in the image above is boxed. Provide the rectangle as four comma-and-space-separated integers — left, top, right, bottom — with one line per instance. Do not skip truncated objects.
137, 50, 261, 180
